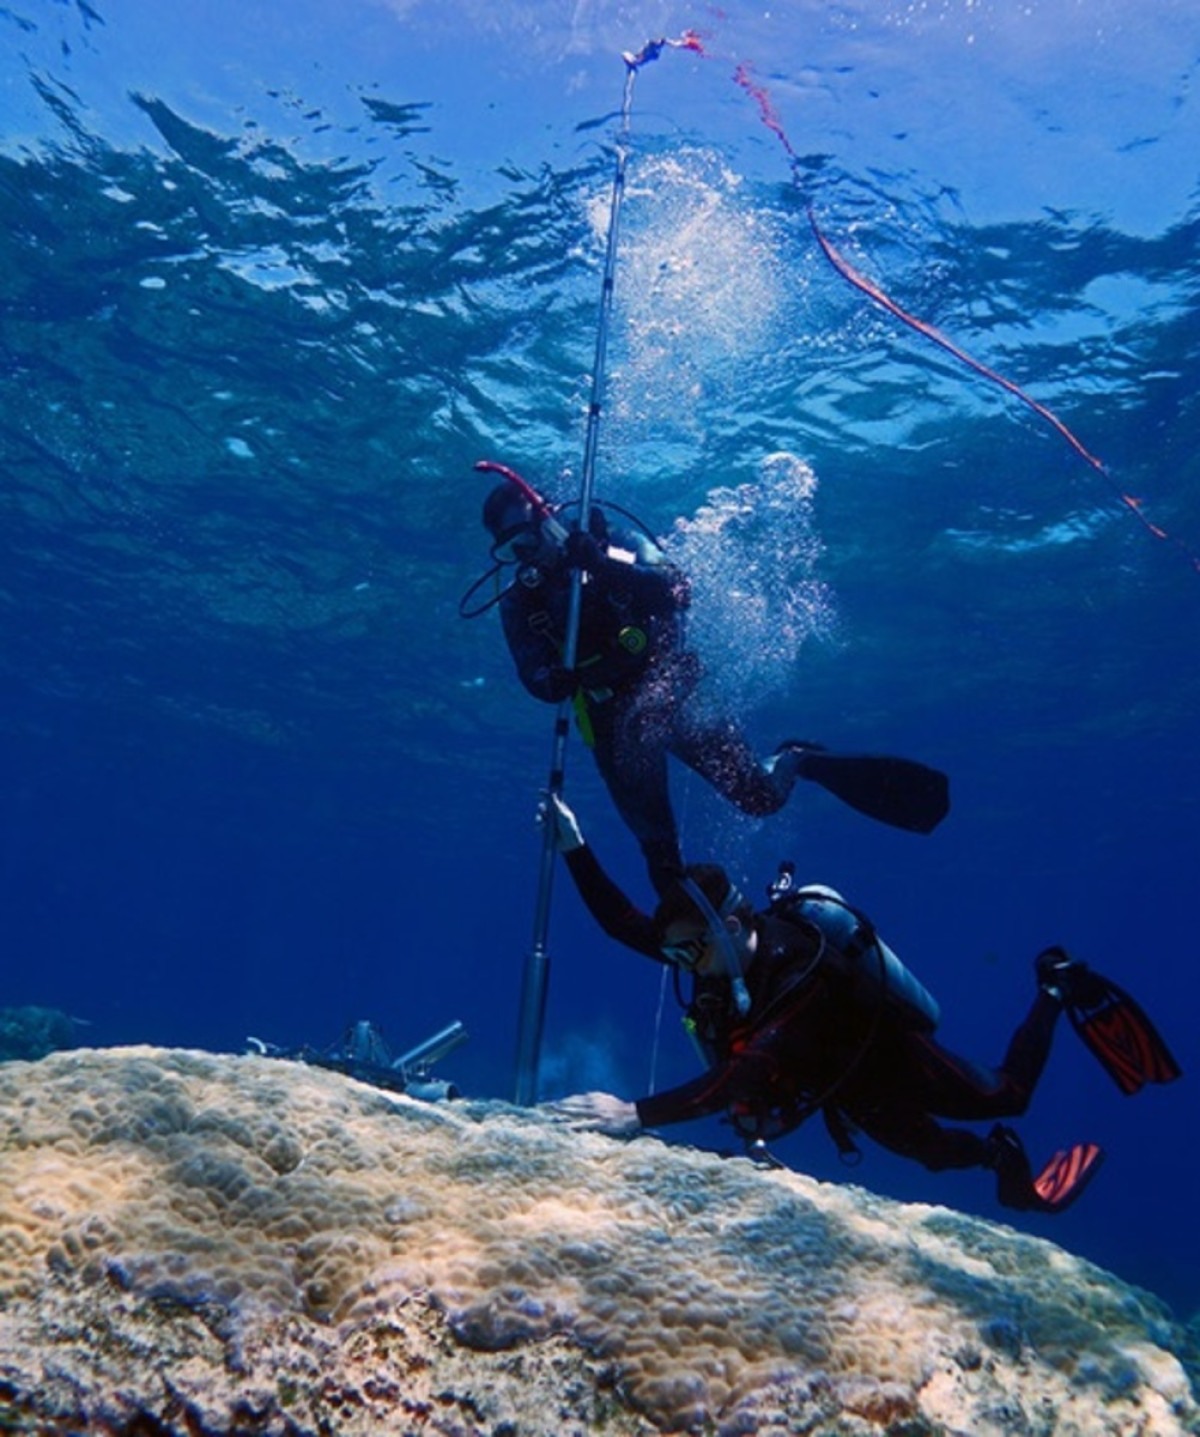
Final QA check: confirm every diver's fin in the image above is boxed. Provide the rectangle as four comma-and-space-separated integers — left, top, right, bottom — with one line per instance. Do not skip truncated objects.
987, 1123, 1104, 1213
1030, 1140, 1105, 1213
1061, 969, 1183, 1096
783, 741, 950, 834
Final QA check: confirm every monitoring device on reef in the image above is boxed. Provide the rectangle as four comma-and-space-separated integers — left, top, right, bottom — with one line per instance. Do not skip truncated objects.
245, 1018, 468, 1102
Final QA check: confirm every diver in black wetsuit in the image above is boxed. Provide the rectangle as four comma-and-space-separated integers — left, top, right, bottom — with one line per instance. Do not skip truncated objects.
471, 474, 949, 895
541, 794, 1180, 1213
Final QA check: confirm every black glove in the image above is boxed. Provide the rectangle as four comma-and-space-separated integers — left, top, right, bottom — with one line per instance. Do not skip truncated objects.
534, 664, 577, 703
563, 529, 604, 573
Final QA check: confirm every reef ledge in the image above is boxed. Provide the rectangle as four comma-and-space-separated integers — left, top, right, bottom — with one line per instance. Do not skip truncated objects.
0, 1045, 1195, 1435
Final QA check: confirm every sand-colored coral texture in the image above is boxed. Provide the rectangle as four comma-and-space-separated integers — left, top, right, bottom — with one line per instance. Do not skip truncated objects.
0, 1047, 1195, 1435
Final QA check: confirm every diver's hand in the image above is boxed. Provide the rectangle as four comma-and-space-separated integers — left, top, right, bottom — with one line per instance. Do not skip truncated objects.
540, 791, 585, 853
541, 1091, 642, 1138
531, 663, 576, 704
564, 529, 604, 573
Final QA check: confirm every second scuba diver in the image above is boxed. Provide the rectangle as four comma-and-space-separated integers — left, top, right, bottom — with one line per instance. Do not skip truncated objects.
541, 793, 1181, 1214
463, 462, 951, 895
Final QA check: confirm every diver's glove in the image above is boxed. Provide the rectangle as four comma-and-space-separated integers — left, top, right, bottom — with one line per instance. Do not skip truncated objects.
530, 662, 577, 704
541, 1091, 642, 1139
563, 529, 605, 573
541, 791, 585, 853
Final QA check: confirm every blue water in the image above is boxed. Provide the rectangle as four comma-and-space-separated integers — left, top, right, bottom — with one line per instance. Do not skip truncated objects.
2, 0, 1198, 1318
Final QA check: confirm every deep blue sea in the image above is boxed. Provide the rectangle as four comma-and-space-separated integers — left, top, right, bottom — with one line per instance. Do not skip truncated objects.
2, 0, 1198, 1319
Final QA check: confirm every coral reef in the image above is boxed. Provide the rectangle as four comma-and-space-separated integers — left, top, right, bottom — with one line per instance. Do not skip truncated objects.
0, 1005, 81, 1062
0, 1046, 1195, 1435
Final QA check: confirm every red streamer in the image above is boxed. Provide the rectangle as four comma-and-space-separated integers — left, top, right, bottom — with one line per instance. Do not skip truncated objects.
717, 49, 1197, 571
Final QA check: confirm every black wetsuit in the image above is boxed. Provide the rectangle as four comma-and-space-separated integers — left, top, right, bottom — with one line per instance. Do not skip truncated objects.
563, 844, 1063, 1183
500, 541, 797, 893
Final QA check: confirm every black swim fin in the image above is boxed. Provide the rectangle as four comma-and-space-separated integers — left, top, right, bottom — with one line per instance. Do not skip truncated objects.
783, 740, 950, 834
1063, 969, 1182, 1096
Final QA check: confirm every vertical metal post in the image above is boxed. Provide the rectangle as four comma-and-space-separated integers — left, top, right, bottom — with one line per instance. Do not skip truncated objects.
511, 54, 645, 1106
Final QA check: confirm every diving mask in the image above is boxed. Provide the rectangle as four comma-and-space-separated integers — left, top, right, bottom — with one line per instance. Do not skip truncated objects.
491, 521, 543, 565
676, 875, 752, 1015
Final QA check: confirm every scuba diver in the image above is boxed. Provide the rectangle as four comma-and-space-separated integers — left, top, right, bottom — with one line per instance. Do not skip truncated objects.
462, 460, 951, 894
541, 793, 1181, 1213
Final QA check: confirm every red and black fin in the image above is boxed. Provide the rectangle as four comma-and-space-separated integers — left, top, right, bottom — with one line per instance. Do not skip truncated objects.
1065, 974, 1183, 1096
1031, 1141, 1105, 1213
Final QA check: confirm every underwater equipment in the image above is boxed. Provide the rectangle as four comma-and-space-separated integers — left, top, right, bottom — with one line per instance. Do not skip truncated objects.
483, 482, 534, 541
777, 740, 950, 834
768, 866, 941, 1033
660, 933, 709, 971
678, 873, 751, 1016
457, 462, 574, 618
1031, 1139, 1105, 1213
475, 460, 570, 543
457, 562, 518, 620
458, 466, 564, 620
1036, 947, 1182, 1096
499, 37, 703, 1108
716, 863, 937, 1162
483, 489, 543, 566
459, 475, 664, 621
986, 1122, 1105, 1214
246, 1018, 468, 1102
745, 1137, 786, 1170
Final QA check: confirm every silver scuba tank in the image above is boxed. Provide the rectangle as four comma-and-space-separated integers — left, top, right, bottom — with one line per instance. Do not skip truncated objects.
792, 884, 941, 1032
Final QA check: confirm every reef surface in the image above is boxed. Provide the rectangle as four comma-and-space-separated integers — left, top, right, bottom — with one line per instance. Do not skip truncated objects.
0, 1046, 1195, 1435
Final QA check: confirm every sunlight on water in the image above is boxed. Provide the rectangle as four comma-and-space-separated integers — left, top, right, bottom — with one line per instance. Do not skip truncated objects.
944, 508, 1109, 554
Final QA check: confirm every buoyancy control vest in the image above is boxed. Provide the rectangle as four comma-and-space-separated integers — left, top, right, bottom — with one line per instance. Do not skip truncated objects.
515, 541, 686, 698
771, 881, 941, 1034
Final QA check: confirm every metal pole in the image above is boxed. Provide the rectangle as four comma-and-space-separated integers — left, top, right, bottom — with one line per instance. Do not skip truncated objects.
512, 45, 666, 1106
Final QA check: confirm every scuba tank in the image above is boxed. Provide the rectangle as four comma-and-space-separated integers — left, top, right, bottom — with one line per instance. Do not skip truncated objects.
769, 865, 940, 1032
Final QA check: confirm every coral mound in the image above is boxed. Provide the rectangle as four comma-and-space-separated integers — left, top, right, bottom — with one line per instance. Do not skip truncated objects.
0, 1046, 1194, 1435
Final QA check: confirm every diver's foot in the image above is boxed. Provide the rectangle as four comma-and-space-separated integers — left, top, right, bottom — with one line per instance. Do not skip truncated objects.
984, 1121, 1104, 1214
766, 738, 826, 779
984, 1123, 1037, 1209
1034, 946, 1107, 1005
